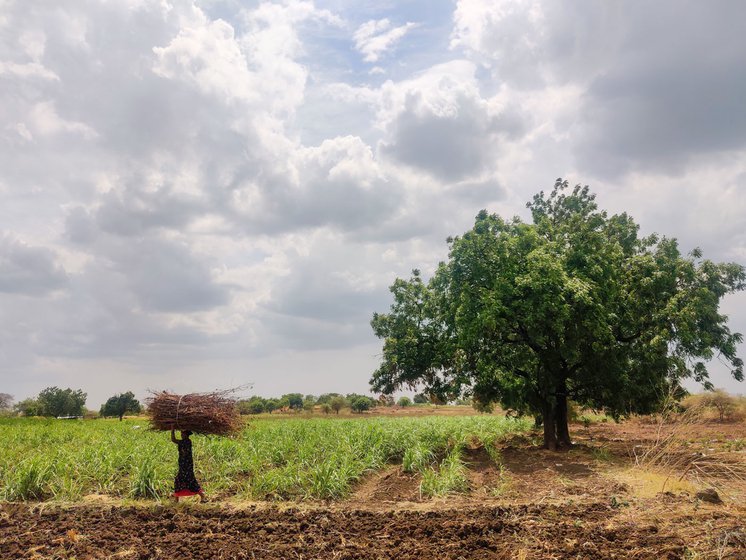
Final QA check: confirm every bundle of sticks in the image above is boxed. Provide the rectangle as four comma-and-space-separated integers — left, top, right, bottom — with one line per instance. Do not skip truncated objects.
146, 390, 242, 436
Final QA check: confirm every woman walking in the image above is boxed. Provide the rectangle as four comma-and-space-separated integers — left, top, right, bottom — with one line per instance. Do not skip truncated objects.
171, 429, 206, 502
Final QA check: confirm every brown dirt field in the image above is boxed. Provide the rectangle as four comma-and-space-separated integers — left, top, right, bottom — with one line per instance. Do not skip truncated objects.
0, 501, 708, 560
2, 419, 745, 559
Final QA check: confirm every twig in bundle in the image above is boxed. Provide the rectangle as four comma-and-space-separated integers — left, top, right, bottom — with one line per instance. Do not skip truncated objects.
146, 390, 243, 436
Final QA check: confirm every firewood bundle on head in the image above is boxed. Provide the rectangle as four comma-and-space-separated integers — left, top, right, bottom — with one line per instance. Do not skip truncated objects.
146, 390, 242, 436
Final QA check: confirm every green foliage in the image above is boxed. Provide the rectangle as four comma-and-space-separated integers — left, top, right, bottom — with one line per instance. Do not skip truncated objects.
316, 393, 342, 405
2, 457, 54, 500
303, 395, 316, 412
14, 398, 41, 417
37, 387, 87, 417
238, 396, 267, 415
402, 442, 434, 473
281, 393, 304, 410
413, 393, 429, 404
320, 403, 332, 414
130, 456, 161, 499
420, 447, 469, 497
330, 396, 346, 414
100, 391, 141, 420
397, 396, 412, 407
371, 179, 745, 449
350, 397, 372, 413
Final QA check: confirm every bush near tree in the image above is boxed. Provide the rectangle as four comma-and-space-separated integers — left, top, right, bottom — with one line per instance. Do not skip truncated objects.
371, 180, 744, 450
14, 398, 41, 417
397, 396, 412, 407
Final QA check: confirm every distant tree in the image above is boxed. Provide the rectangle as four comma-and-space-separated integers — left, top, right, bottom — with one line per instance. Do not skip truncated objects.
100, 391, 141, 421
702, 389, 737, 422
303, 395, 317, 412
320, 403, 332, 414
346, 393, 377, 408
265, 398, 280, 414
0, 393, 13, 410
238, 396, 266, 415
317, 393, 342, 405
351, 397, 371, 413
397, 396, 412, 407
249, 401, 266, 414
371, 180, 745, 450
413, 393, 429, 404
330, 396, 346, 415
282, 393, 304, 411
14, 398, 40, 416
37, 387, 87, 417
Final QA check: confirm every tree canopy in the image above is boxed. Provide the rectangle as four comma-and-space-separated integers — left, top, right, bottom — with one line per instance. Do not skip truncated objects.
100, 391, 142, 420
37, 387, 87, 418
370, 180, 744, 449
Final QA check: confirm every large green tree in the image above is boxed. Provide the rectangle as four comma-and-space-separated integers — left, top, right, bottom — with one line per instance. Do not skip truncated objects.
100, 391, 142, 421
37, 387, 87, 417
371, 180, 744, 450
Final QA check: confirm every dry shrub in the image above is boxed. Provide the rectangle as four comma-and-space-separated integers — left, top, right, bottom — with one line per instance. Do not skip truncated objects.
146, 390, 243, 436
681, 389, 744, 423
632, 394, 746, 497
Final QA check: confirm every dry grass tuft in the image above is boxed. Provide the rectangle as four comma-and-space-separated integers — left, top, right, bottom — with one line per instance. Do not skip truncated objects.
629, 394, 746, 500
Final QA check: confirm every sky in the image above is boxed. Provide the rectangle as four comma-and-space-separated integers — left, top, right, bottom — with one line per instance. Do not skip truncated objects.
1, 0, 745, 408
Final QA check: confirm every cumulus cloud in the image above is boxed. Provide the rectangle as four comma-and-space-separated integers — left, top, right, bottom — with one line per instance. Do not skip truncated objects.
353, 18, 417, 63
450, 0, 746, 178
0, 0, 744, 404
377, 61, 526, 181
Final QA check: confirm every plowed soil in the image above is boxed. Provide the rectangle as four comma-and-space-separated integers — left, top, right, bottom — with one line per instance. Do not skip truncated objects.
0, 501, 695, 560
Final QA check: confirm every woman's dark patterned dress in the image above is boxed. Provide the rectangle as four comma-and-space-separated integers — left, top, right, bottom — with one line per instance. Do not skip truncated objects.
174, 438, 201, 493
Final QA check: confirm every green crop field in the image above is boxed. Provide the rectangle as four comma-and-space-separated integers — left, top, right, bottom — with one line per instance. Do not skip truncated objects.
0, 416, 530, 502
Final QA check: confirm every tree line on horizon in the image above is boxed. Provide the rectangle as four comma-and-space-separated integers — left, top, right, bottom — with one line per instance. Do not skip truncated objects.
0, 388, 435, 419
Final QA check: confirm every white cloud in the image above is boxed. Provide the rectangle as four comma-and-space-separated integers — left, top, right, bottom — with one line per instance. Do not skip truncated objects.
353, 18, 417, 63
0, 0, 744, 405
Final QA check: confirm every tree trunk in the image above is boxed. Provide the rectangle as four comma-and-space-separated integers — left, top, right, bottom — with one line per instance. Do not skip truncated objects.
119, 414, 124, 421
556, 392, 572, 447
542, 401, 557, 451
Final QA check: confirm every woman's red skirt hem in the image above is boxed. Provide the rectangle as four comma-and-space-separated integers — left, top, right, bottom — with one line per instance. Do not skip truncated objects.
173, 489, 202, 497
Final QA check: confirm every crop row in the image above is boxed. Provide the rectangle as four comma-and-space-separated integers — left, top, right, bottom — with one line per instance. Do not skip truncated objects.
0, 415, 529, 502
